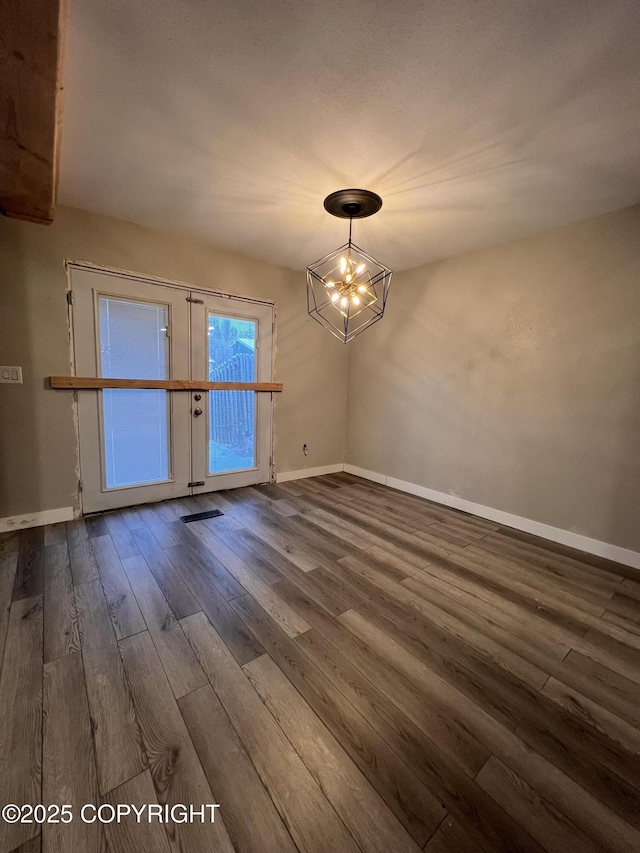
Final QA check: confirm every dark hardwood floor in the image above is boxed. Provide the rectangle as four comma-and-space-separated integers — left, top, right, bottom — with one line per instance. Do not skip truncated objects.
0, 472, 639, 852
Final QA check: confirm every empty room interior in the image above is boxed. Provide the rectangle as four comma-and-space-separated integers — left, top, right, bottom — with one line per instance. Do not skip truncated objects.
1, 1, 640, 851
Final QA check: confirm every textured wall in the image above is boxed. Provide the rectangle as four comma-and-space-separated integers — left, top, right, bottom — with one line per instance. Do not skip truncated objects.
0, 205, 348, 517
347, 205, 640, 551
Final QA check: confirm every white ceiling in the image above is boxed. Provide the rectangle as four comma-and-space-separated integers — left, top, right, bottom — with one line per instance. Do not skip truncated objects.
59, 0, 640, 272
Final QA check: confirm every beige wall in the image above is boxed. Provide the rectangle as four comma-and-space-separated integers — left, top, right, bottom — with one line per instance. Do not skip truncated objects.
0, 205, 348, 518
2, 202, 638, 551
347, 205, 640, 552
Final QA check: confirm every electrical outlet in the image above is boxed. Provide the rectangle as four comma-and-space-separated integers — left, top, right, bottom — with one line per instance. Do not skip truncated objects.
0, 366, 22, 384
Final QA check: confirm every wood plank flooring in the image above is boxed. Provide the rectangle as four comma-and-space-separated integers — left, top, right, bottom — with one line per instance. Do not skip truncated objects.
0, 472, 639, 853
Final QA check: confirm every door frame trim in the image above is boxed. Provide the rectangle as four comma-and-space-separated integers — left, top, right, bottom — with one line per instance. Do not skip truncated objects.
64, 260, 277, 514
65, 260, 276, 306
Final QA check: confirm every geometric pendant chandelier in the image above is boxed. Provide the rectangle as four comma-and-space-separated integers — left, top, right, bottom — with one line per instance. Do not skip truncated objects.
306, 189, 392, 343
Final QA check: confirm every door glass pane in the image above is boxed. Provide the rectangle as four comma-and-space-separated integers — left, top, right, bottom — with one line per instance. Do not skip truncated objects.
208, 314, 257, 474
98, 297, 170, 488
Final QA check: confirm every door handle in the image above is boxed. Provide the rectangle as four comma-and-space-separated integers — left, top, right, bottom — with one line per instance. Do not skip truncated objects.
193, 407, 203, 416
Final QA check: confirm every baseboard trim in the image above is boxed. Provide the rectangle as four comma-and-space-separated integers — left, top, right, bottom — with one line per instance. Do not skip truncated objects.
344, 465, 640, 570
276, 463, 344, 483
0, 506, 75, 533
343, 464, 387, 485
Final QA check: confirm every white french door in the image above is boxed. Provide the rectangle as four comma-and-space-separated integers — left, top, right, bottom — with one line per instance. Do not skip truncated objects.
190, 291, 273, 494
71, 266, 273, 513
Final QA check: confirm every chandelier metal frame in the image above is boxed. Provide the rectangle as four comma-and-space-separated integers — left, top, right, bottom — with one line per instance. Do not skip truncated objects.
306, 189, 392, 344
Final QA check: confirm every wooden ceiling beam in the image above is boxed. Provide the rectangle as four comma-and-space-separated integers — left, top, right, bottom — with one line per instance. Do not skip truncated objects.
0, 0, 68, 225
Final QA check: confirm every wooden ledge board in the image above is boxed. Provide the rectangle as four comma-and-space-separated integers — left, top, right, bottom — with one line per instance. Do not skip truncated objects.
50, 377, 283, 392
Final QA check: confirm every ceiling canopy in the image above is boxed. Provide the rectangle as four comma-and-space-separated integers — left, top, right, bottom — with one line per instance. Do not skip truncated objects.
60, 0, 640, 271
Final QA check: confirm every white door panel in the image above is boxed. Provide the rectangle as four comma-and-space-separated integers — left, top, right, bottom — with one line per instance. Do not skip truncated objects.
190, 293, 273, 492
73, 268, 192, 512
71, 266, 273, 513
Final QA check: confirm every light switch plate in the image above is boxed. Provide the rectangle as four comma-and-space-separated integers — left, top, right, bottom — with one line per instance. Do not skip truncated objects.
0, 366, 23, 384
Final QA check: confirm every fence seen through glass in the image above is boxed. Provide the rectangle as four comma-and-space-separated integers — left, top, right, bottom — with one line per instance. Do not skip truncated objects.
208, 313, 257, 474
